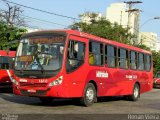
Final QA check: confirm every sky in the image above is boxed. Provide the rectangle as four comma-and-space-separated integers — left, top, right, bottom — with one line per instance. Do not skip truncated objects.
0, 0, 160, 36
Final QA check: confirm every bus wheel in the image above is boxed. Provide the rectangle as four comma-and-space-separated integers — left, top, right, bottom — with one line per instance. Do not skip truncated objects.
128, 83, 140, 101
39, 97, 53, 104
80, 83, 96, 107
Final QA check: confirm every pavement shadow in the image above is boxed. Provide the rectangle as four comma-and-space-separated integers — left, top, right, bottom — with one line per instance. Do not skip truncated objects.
0, 93, 127, 107
98, 96, 127, 103
0, 88, 13, 93
153, 87, 160, 89
0, 93, 83, 107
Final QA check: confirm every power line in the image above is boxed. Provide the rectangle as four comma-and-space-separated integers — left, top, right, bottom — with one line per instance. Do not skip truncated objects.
0, 2, 158, 47
23, 24, 43, 30
0, 8, 68, 28
0, 0, 80, 21
23, 15, 68, 28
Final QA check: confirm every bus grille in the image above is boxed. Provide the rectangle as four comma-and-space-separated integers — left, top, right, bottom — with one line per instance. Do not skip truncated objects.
20, 82, 47, 87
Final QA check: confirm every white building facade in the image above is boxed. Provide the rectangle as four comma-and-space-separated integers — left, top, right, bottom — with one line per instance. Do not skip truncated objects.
106, 3, 140, 44
139, 32, 159, 51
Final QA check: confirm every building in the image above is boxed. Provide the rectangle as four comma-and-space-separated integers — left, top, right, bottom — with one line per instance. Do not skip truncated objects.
106, 3, 140, 44
139, 32, 158, 51
157, 37, 160, 52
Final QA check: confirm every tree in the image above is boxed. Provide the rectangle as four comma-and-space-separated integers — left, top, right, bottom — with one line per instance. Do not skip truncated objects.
135, 44, 151, 51
152, 51, 160, 75
70, 12, 134, 45
0, 2, 26, 27
0, 2, 27, 50
0, 21, 27, 50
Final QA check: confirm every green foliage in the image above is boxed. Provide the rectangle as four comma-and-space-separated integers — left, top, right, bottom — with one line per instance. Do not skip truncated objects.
152, 51, 160, 75
0, 22, 27, 50
70, 12, 134, 45
134, 44, 151, 51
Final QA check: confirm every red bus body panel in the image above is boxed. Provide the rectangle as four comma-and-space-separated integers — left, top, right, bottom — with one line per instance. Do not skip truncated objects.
0, 50, 15, 57
13, 30, 153, 98
0, 50, 16, 88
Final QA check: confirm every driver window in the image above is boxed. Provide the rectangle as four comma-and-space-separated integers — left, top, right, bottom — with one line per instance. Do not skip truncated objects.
66, 40, 85, 73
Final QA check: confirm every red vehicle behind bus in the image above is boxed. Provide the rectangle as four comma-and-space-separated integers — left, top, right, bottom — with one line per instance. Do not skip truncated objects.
153, 72, 160, 88
0, 50, 15, 89
12, 30, 153, 106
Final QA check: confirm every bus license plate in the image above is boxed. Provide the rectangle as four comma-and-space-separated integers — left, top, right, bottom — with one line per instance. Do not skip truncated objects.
27, 89, 36, 93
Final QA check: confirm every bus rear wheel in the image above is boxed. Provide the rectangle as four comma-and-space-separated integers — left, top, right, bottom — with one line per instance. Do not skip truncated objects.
39, 97, 54, 104
80, 83, 96, 107
128, 83, 140, 101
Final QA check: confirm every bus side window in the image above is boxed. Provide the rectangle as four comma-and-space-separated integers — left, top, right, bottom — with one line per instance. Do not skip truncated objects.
130, 51, 137, 70
89, 41, 104, 66
145, 54, 151, 71
66, 40, 85, 73
89, 53, 94, 65
105, 45, 117, 68
118, 48, 128, 69
0, 56, 10, 69
138, 53, 145, 71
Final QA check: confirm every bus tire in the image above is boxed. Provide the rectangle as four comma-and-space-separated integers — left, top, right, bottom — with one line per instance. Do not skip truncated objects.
128, 83, 140, 101
80, 83, 96, 107
39, 97, 53, 104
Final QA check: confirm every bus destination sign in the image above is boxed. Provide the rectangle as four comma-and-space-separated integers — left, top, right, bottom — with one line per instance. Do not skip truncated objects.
29, 36, 65, 44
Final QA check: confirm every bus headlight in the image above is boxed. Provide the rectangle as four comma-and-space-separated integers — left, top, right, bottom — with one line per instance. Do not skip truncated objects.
49, 76, 63, 87
12, 78, 19, 86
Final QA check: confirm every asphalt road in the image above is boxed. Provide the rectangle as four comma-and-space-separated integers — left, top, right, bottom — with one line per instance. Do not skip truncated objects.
0, 88, 160, 120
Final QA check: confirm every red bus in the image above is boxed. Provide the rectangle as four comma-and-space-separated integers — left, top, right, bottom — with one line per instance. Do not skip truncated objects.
0, 50, 15, 89
12, 30, 153, 106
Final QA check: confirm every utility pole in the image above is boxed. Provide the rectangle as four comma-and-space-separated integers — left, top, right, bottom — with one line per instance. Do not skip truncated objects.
124, 1, 142, 29
124, 1, 142, 44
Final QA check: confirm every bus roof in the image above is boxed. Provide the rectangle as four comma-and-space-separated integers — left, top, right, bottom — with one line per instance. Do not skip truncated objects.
0, 50, 16, 57
24, 29, 151, 54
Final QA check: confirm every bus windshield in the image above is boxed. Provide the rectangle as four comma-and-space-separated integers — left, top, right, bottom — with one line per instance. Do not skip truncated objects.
15, 35, 65, 72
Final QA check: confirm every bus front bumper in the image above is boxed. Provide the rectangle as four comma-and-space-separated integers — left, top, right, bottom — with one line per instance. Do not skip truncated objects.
13, 84, 68, 98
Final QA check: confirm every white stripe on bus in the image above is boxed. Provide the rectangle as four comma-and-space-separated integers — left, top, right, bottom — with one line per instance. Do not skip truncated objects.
6, 70, 13, 82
